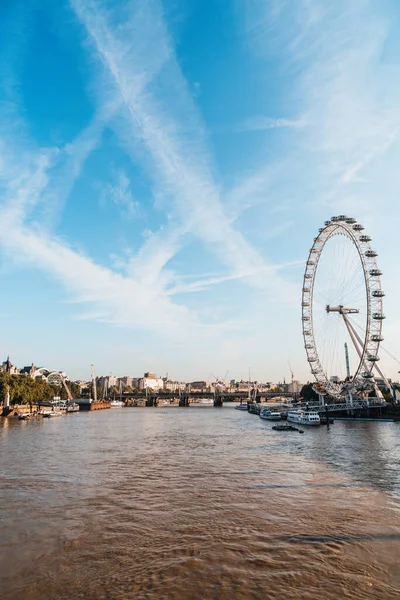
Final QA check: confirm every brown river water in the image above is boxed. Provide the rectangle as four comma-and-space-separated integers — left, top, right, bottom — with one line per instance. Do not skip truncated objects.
1, 406, 400, 599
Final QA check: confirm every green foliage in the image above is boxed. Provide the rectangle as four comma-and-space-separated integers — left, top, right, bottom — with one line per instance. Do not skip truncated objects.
53, 380, 81, 400
300, 383, 319, 402
0, 372, 81, 405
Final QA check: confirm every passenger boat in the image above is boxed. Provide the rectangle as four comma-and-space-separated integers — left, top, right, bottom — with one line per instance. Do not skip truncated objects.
259, 409, 282, 421
287, 409, 320, 426
66, 402, 80, 413
51, 400, 68, 413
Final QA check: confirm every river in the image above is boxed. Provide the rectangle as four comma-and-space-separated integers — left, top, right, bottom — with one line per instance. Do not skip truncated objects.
1, 406, 400, 599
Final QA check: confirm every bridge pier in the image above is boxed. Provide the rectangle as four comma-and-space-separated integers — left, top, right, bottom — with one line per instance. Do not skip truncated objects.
213, 391, 223, 407
145, 395, 158, 407
179, 393, 190, 407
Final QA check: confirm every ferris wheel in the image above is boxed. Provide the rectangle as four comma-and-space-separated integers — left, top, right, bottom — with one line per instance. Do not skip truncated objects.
302, 215, 387, 397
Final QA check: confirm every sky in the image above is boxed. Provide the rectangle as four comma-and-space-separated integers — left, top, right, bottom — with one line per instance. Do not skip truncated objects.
1, 0, 400, 383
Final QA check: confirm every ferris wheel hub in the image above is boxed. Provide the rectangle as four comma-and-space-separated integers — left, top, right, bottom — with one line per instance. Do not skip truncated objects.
325, 304, 360, 315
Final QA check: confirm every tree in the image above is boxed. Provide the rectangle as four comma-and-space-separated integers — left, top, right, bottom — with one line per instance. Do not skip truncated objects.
300, 383, 318, 402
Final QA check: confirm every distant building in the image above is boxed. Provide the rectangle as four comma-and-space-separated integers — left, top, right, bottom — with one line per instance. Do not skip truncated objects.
20, 364, 55, 380
0, 356, 19, 375
97, 375, 118, 389
138, 373, 164, 391
119, 376, 134, 389
19, 363, 38, 377
288, 380, 302, 393
189, 381, 211, 393
163, 378, 186, 392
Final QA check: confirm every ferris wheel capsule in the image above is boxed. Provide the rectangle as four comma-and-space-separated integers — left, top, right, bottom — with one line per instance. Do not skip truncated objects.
362, 371, 374, 379
367, 355, 380, 362
371, 334, 383, 342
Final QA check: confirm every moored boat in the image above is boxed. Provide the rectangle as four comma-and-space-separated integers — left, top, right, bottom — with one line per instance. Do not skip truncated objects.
235, 403, 248, 411
42, 410, 63, 418
287, 409, 320, 426
18, 413, 33, 420
110, 400, 124, 407
259, 408, 282, 421
272, 424, 303, 432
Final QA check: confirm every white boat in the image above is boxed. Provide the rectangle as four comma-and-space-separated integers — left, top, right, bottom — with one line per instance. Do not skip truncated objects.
235, 403, 248, 411
287, 409, 320, 426
110, 400, 124, 407
18, 413, 33, 420
66, 403, 80, 413
259, 409, 282, 421
51, 400, 69, 413
42, 410, 63, 418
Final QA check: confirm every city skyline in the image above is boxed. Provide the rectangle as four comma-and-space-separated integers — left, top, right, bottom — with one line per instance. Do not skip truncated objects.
1, 1, 400, 382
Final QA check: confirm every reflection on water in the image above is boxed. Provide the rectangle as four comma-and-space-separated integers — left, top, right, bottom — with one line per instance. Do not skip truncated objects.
1, 408, 400, 599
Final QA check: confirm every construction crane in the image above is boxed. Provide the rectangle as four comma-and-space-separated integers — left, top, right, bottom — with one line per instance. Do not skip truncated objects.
288, 361, 294, 388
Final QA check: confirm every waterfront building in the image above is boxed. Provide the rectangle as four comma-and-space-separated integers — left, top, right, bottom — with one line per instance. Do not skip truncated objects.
138, 373, 164, 391
189, 381, 211, 393
118, 376, 134, 389
162, 378, 186, 393
0, 355, 19, 375
97, 375, 118, 389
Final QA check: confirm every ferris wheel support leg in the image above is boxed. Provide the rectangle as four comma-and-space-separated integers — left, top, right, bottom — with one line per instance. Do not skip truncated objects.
342, 314, 364, 361
347, 389, 353, 412
344, 315, 390, 398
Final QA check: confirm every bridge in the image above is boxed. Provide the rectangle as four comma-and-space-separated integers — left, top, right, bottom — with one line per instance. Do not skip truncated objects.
296, 399, 387, 413
122, 391, 295, 402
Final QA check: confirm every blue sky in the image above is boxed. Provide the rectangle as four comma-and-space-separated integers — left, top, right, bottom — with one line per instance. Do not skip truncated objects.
1, 0, 400, 383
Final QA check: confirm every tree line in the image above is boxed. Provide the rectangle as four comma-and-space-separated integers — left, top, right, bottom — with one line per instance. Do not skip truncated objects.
0, 372, 81, 405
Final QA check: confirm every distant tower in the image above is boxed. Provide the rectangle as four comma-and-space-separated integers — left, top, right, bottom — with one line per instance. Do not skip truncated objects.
344, 343, 351, 379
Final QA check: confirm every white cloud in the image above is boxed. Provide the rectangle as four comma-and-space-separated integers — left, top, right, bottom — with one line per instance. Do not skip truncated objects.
0, 144, 198, 336
237, 116, 307, 132
167, 260, 303, 295
71, 0, 296, 298
101, 170, 139, 219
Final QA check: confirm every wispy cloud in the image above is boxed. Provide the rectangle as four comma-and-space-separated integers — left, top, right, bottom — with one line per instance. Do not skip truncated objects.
0, 144, 197, 334
71, 0, 295, 296
101, 170, 139, 219
40, 106, 119, 226
237, 116, 307, 132
241, 0, 400, 214
168, 260, 303, 295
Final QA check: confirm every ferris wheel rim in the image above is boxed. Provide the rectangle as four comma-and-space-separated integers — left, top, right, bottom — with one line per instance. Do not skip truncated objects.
302, 216, 384, 397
